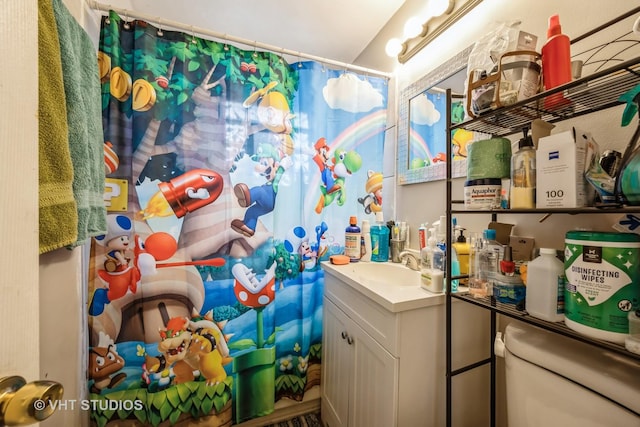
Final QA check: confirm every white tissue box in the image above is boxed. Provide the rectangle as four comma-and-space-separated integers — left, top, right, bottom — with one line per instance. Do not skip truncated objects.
536, 129, 589, 208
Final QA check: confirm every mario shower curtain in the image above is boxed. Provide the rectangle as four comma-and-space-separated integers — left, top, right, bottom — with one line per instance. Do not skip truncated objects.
87, 10, 387, 427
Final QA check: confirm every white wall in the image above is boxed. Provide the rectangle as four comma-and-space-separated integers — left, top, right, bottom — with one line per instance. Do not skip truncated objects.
392, 0, 640, 250
1, 0, 39, 390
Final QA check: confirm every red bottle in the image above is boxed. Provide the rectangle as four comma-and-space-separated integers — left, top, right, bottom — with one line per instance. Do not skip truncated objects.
541, 15, 572, 109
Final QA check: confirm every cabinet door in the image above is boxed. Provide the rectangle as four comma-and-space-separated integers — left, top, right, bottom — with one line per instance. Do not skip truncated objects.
350, 322, 399, 427
322, 298, 354, 427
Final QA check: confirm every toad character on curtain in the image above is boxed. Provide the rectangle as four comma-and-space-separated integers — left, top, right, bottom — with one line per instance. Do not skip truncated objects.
88, 10, 387, 426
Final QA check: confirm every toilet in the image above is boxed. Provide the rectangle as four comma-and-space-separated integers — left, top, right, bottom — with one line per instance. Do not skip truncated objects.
498, 321, 640, 426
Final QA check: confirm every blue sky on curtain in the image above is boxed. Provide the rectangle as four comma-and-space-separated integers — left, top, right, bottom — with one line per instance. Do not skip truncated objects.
87, 10, 387, 426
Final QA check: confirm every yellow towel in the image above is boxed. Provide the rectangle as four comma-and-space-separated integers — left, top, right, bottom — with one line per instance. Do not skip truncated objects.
38, 0, 78, 254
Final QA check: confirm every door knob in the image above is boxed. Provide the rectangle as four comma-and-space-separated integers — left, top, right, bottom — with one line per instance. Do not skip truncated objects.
0, 376, 64, 426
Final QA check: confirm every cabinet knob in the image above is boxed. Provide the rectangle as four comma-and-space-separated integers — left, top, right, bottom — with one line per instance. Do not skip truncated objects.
341, 331, 348, 340
346, 336, 354, 345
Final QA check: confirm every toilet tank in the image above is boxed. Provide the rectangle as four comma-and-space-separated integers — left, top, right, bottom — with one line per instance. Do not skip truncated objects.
501, 322, 640, 427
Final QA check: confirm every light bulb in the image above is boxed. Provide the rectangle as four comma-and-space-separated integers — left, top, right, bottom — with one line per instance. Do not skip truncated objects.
427, 0, 452, 18
385, 38, 403, 57
403, 16, 424, 39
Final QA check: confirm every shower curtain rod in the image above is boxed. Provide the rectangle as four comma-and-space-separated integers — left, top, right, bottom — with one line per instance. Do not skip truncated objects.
86, 0, 392, 79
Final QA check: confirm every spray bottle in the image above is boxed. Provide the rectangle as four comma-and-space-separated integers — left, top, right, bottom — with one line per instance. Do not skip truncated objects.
542, 14, 572, 109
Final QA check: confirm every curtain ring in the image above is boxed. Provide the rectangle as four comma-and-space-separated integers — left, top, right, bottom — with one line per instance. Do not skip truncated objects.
190, 26, 197, 44
223, 34, 229, 51
123, 11, 130, 29
104, 4, 111, 24
157, 17, 163, 37
253, 41, 258, 58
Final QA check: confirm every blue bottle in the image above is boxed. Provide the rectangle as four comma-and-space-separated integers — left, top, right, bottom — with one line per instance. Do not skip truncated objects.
371, 212, 390, 262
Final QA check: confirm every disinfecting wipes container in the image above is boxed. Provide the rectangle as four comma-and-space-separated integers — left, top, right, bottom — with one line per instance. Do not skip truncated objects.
564, 231, 640, 344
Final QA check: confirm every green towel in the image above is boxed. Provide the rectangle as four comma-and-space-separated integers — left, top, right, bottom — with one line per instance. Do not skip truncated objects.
38, 0, 78, 254
53, 0, 107, 245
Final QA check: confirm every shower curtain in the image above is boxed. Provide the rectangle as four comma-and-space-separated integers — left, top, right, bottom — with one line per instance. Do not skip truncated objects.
87, 11, 387, 426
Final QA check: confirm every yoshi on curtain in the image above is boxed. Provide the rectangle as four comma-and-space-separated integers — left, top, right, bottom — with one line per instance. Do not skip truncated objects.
88, 11, 387, 426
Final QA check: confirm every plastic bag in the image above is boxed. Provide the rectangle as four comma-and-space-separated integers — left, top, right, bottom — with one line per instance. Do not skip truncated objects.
466, 21, 527, 116
467, 21, 523, 78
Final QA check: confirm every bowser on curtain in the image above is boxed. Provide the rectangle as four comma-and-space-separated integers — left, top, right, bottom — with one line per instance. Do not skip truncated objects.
87, 10, 387, 427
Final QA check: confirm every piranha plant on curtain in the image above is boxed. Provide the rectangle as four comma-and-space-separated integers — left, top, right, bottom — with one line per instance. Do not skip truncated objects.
229, 262, 278, 422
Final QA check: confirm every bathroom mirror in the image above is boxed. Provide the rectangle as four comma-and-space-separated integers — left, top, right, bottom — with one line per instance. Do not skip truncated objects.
397, 45, 474, 185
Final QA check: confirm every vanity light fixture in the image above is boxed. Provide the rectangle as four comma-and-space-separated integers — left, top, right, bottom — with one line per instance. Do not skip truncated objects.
386, 0, 484, 63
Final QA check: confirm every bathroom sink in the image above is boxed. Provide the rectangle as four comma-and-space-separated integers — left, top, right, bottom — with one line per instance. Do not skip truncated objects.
349, 261, 421, 287
322, 260, 444, 313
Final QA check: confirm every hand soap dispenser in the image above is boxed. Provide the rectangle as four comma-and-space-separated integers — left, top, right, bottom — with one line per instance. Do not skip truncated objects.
452, 227, 470, 283
510, 127, 536, 209
421, 227, 444, 293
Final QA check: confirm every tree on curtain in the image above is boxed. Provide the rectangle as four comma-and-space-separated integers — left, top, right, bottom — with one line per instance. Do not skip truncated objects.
88, 10, 387, 426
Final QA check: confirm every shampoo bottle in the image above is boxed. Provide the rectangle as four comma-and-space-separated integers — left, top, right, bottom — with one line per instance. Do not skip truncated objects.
541, 14, 572, 109
360, 220, 372, 262
344, 216, 361, 262
371, 212, 390, 262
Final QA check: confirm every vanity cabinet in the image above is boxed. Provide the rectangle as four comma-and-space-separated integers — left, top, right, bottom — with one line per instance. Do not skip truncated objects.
322, 297, 398, 427
321, 262, 490, 427
443, 13, 640, 426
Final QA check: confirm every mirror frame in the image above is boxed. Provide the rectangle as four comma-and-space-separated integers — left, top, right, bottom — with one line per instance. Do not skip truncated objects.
397, 45, 473, 185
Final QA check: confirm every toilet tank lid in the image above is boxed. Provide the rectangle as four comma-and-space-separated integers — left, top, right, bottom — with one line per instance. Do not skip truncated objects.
504, 322, 640, 415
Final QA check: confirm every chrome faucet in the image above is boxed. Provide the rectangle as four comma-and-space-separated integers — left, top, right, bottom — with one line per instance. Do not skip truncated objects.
399, 251, 420, 271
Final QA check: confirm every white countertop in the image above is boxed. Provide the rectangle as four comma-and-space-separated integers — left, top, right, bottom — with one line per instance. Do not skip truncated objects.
321, 261, 449, 312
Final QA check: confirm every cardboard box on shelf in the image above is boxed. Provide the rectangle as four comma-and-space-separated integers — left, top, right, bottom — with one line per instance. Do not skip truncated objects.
536, 128, 589, 208
509, 236, 535, 261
